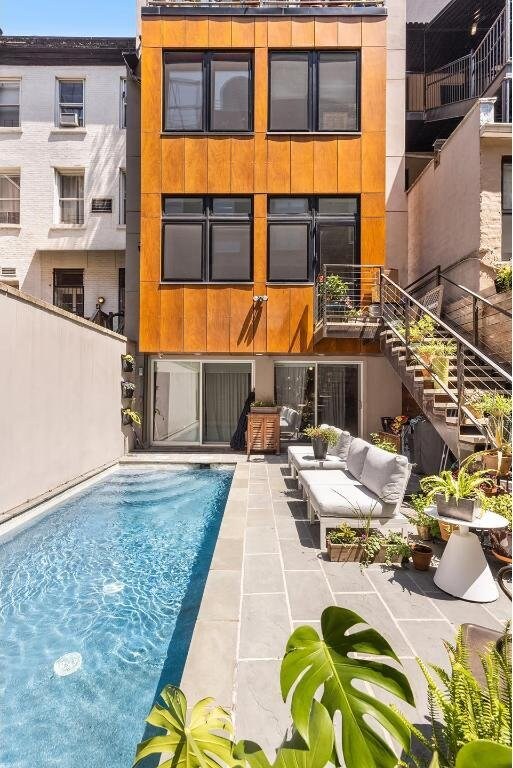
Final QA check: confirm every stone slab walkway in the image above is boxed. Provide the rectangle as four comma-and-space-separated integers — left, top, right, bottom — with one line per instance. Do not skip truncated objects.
178, 456, 509, 758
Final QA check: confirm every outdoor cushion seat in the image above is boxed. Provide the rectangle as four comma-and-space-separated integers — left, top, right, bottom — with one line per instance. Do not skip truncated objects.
287, 446, 346, 477
297, 469, 362, 498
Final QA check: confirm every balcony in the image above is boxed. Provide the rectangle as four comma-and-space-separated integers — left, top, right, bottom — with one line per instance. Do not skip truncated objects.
313, 264, 383, 343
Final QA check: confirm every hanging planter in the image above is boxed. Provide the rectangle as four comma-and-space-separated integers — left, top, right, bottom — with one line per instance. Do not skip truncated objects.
122, 408, 141, 427
121, 354, 134, 373
121, 381, 136, 399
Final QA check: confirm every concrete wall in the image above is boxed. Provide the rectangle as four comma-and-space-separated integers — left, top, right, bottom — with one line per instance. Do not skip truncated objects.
0, 283, 128, 515
385, 0, 408, 283
0, 63, 126, 315
407, 103, 482, 286
253, 354, 402, 439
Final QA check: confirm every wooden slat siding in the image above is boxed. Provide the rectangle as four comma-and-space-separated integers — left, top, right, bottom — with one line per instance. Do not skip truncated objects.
162, 138, 185, 192
337, 137, 361, 192
207, 286, 231, 352
160, 286, 184, 352
183, 287, 207, 352
140, 15, 387, 355
140, 217, 161, 283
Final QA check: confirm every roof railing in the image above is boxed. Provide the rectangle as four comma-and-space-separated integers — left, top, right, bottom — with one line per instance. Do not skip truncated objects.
146, 0, 385, 7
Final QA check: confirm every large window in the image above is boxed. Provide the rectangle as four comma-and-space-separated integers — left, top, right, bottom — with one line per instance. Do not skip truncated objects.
0, 80, 20, 128
53, 269, 84, 316
267, 197, 358, 282
269, 51, 359, 132
164, 52, 252, 132
0, 173, 20, 224
57, 79, 84, 127
162, 196, 252, 282
57, 171, 84, 225
502, 157, 511, 262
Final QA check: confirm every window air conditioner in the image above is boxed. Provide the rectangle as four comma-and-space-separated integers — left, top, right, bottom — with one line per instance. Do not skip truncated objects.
59, 112, 79, 128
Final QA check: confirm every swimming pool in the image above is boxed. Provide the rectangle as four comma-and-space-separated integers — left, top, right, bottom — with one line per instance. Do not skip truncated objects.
0, 466, 233, 768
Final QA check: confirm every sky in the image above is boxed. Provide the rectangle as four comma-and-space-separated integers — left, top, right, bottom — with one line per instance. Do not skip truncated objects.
1, 0, 136, 37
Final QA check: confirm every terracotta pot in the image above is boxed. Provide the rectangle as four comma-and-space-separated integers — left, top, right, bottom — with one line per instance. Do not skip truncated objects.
417, 524, 432, 542
439, 521, 458, 542
312, 437, 328, 460
326, 540, 363, 563
412, 544, 433, 571
482, 452, 512, 477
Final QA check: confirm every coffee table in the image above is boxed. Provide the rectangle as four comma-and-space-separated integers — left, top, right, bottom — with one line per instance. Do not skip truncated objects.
426, 506, 509, 603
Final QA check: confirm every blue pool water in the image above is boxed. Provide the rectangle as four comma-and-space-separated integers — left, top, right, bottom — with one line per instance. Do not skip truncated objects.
0, 467, 233, 768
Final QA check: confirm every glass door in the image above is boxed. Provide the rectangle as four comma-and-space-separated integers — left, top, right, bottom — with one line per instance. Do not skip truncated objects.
274, 363, 315, 440
316, 364, 359, 436
152, 360, 201, 444
203, 363, 252, 443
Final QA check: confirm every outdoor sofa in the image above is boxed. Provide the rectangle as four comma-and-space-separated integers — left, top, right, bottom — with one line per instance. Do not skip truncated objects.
288, 428, 411, 547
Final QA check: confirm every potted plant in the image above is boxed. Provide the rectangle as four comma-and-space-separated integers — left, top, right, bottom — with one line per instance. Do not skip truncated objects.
381, 532, 412, 566
407, 493, 433, 541
472, 392, 512, 475
370, 432, 398, 454
319, 274, 349, 306
121, 353, 134, 373
408, 314, 436, 344
411, 543, 433, 571
494, 263, 512, 294
303, 425, 339, 460
464, 388, 486, 420
326, 524, 363, 562
486, 493, 512, 561
121, 407, 141, 427
417, 339, 456, 388
121, 380, 135, 399
420, 460, 494, 522
250, 400, 279, 414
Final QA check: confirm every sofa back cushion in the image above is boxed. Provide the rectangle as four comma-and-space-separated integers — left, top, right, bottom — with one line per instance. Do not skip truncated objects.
361, 445, 410, 503
331, 430, 352, 462
346, 438, 369, 480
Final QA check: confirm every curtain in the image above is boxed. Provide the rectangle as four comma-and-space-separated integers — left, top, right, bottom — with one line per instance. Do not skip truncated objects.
317, 365, 359, 435
203, 365, 251, 443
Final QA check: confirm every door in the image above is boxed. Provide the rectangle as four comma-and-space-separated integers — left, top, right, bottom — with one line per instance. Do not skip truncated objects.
316, 363, 360, 436
203, 363, 252, 443
152, 360, 201, 443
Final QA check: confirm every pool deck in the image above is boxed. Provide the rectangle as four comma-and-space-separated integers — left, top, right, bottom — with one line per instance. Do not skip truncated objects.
166, 453, 510, 758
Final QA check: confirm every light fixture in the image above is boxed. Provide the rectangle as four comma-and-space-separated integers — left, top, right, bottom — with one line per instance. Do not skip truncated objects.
470, 22, 478, 35
97, 295, 105, 305
253, 295, 268, 302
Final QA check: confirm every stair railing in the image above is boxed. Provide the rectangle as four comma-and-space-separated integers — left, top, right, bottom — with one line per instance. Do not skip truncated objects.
380, 273, 512, 450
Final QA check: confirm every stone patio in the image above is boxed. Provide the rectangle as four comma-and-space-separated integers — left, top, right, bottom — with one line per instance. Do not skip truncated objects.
178, 455, 510, 758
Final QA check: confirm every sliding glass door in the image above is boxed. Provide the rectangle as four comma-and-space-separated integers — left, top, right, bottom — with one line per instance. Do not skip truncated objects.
152, 359, 252, 445
274, 362, 360, 440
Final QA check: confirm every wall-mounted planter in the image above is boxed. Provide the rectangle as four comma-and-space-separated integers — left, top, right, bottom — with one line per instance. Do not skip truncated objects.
121, 410, 132, 426
121, 355, 134, 373
121, 381, 135, 399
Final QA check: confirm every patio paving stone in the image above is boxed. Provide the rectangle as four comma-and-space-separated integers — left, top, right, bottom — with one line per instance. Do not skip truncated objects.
244, 553, 285, 594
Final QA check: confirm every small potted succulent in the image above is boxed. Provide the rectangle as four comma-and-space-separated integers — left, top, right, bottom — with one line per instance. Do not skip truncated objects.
121, 353, 135, 373
303, 425, 339, 460
326, 524, 363, 562
121, 380, 135, 399
421, 460, 494, 523
122, 407, 141, 427
494, 263, 512, 294
407, 493, 433, 541
411, 543, 433, 571
250, 400, 279, 414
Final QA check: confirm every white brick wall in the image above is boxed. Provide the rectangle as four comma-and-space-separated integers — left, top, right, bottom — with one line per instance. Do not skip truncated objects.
0, 62, 126, 309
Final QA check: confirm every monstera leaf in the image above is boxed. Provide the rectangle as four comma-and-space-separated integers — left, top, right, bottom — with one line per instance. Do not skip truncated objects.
235, 700, 333, 768
280, 606, 414, 768
455, 740, 512, 768
133, 685, 236, 768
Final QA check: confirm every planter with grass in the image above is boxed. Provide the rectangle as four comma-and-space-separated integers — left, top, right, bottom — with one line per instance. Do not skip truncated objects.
326, 525, 364, 562
411, 543, 433, 571
303, 425, 339, 461
421, 458, 494, 523
417, 339, 456, 388
121, 408, 141, 427
250, 400, 279, 414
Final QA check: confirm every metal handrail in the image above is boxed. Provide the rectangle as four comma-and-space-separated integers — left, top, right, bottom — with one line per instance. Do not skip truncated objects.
441, 274, 512, 319
381, 273, 511, 382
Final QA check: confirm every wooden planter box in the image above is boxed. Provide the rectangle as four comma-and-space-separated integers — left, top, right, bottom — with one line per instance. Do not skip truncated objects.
326, 540, 364, 562
376, 431, 401, 452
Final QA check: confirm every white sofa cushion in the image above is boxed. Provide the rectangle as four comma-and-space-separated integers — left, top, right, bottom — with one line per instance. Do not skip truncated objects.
309, 483, 396, 519
360, 446, 411, 503
346, 438, 369, 480
288, 446, 347, 472
298, 468, 360, 495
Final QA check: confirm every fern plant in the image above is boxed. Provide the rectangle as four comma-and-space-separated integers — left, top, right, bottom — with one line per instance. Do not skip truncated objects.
420, 465, 493, 503
395, 626, 512, 768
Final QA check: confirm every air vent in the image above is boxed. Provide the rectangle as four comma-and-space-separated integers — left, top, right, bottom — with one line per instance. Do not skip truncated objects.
59, 113, 79, 127
91, 198, 113, 213
1, 267, 16, 277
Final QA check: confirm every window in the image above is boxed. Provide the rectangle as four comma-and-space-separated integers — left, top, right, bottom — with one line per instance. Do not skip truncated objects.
164, 52, 252, 132
0, 173, 20, 224
57, 171, 84, 225
120, 77, 127, 129
0, 80, 20, 128
269, 51, 359, 132
57, 79, 84, 127
162, 196, 252, 282
53, 269, 84, 316
268, 197, 358, 282
119, 169, 126, 225
502, 157, 511, 261
118, 268, 125, 316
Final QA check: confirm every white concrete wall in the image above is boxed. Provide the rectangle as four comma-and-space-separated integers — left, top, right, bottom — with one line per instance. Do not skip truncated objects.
0, 63, 126, 307
407, 104, 482, 284
0, 283, 127, 515
386, 0, 408, 283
